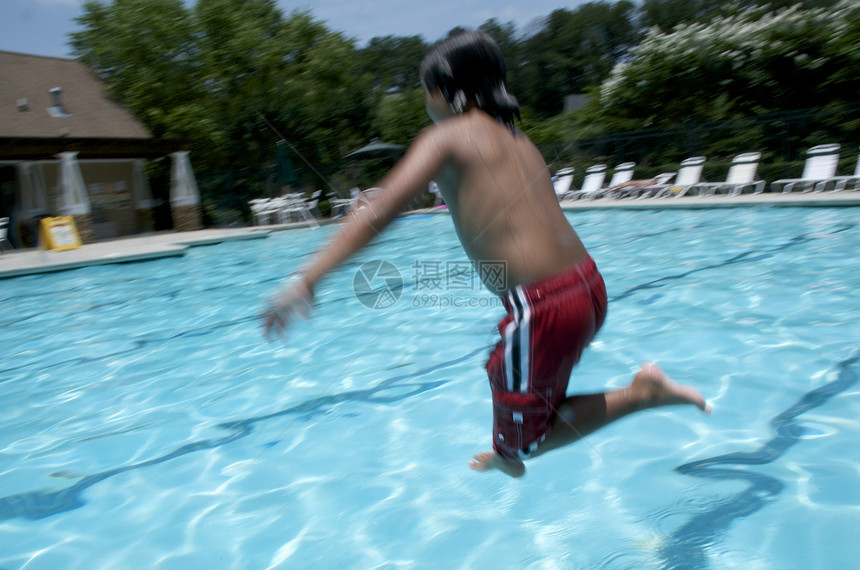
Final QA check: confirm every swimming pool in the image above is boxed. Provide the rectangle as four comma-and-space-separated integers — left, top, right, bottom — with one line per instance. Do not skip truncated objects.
1, 207, 858, 569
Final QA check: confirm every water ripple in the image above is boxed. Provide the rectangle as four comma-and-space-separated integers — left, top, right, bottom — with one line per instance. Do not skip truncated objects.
0, 347, 486, 522
657, 347, 860, 569
610, 223, 854, 303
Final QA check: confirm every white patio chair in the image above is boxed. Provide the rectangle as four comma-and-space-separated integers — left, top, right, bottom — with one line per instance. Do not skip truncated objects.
429, 181, 444, 206
642, 157, 707, 198
330, 187, 361, 217
552, 167, 576, 201
277, 193, 320, 228
249, 198, 277, 225
693, 152, 764, 196
569, 164, 607, 200
0, 217, 13, 251
306, 190, 323, 217
771, 143, 840, 193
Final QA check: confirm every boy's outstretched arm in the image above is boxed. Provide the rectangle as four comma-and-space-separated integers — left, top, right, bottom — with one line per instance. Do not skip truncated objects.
263, 126, 452, 339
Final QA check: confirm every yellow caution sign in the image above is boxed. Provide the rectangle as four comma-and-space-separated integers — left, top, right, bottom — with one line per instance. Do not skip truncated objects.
39, 216, 82, 251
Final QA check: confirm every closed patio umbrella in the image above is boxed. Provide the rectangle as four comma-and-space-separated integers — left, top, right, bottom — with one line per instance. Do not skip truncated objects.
276, 140, 298, 186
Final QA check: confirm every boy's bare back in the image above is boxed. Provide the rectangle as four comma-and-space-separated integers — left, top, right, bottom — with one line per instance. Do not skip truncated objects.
394, 108, 588, 294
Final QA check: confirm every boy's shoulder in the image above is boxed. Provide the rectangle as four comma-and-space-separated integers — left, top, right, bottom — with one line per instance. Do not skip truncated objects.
417, 111, 509, 155
409, 115, 470, 162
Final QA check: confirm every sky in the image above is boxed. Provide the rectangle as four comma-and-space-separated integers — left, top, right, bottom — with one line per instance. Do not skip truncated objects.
1, 0, 593, 59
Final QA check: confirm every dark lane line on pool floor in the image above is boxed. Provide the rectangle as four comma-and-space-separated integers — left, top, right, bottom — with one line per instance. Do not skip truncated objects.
602, 221, 859, 568
609, 222, 855, 304
655, 348, 860, 569
0, 223, 855, 523
0, 347, 484, 521
0, 314, 262, 378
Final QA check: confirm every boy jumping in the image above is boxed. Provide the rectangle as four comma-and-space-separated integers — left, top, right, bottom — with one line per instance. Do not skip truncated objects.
263, 31, 709, 478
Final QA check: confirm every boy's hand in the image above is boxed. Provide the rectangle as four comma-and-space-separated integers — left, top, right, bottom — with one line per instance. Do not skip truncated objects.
262, 280, 314, 341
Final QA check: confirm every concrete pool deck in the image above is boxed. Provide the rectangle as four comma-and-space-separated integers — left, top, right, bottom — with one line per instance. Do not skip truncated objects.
0, 227, 276, 279
2, 191, 858, 279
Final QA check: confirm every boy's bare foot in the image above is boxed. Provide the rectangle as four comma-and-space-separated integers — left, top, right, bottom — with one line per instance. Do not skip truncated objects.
632, 362, 711, 414
469, 451, 526, 478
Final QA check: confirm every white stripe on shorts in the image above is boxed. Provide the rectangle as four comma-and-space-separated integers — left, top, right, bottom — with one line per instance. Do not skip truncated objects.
503, 287, 532, 393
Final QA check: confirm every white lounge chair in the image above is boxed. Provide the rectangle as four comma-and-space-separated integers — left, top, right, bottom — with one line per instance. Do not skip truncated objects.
0, 217, 12, 251
640, 157, 707, 198
813, 147, 860, 192
693, 152, 764, 196
652, 172, 676, 185
553, 167, 576, 201
569, 164, 607, 200
607, 162, 636, 188
600, 162, 636, 199
606, 172, 676, 199
771, 144, 840, 193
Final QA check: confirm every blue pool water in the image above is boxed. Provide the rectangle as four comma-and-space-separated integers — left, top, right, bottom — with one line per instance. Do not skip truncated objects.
1, 207, 858, 569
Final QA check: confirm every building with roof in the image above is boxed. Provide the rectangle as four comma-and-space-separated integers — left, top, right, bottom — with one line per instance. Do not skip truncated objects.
0, 50, 201, 247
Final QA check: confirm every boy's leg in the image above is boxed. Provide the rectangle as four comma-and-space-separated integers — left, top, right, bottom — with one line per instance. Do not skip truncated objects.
469, 363, 709, 475
533, 362, 709, 456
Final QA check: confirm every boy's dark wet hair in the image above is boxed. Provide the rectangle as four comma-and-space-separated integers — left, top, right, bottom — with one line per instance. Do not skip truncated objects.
420, 30, 520, 130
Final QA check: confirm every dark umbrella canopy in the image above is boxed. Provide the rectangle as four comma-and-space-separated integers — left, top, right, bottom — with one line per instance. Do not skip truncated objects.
345, 139, 406, 160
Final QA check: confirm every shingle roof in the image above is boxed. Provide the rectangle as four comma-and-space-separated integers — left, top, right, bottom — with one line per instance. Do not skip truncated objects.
0, 50, 152, 140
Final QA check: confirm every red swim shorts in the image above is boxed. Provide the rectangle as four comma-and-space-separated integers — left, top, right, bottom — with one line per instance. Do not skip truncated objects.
486, 255, 607, 461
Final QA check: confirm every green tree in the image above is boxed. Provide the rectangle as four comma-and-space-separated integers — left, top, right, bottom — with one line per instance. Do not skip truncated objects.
516, 2, 639, 117
71, 0, 378, 210
601, 2, 860, 122
357, 35, 427, 92
70, 0, 217, 146
192, 0, 296, 169
638, 0, 725, 32
591, 1, 860, 160
639, 0, 844, 31
478, 18, 519, 58
372, 88, 430, 145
